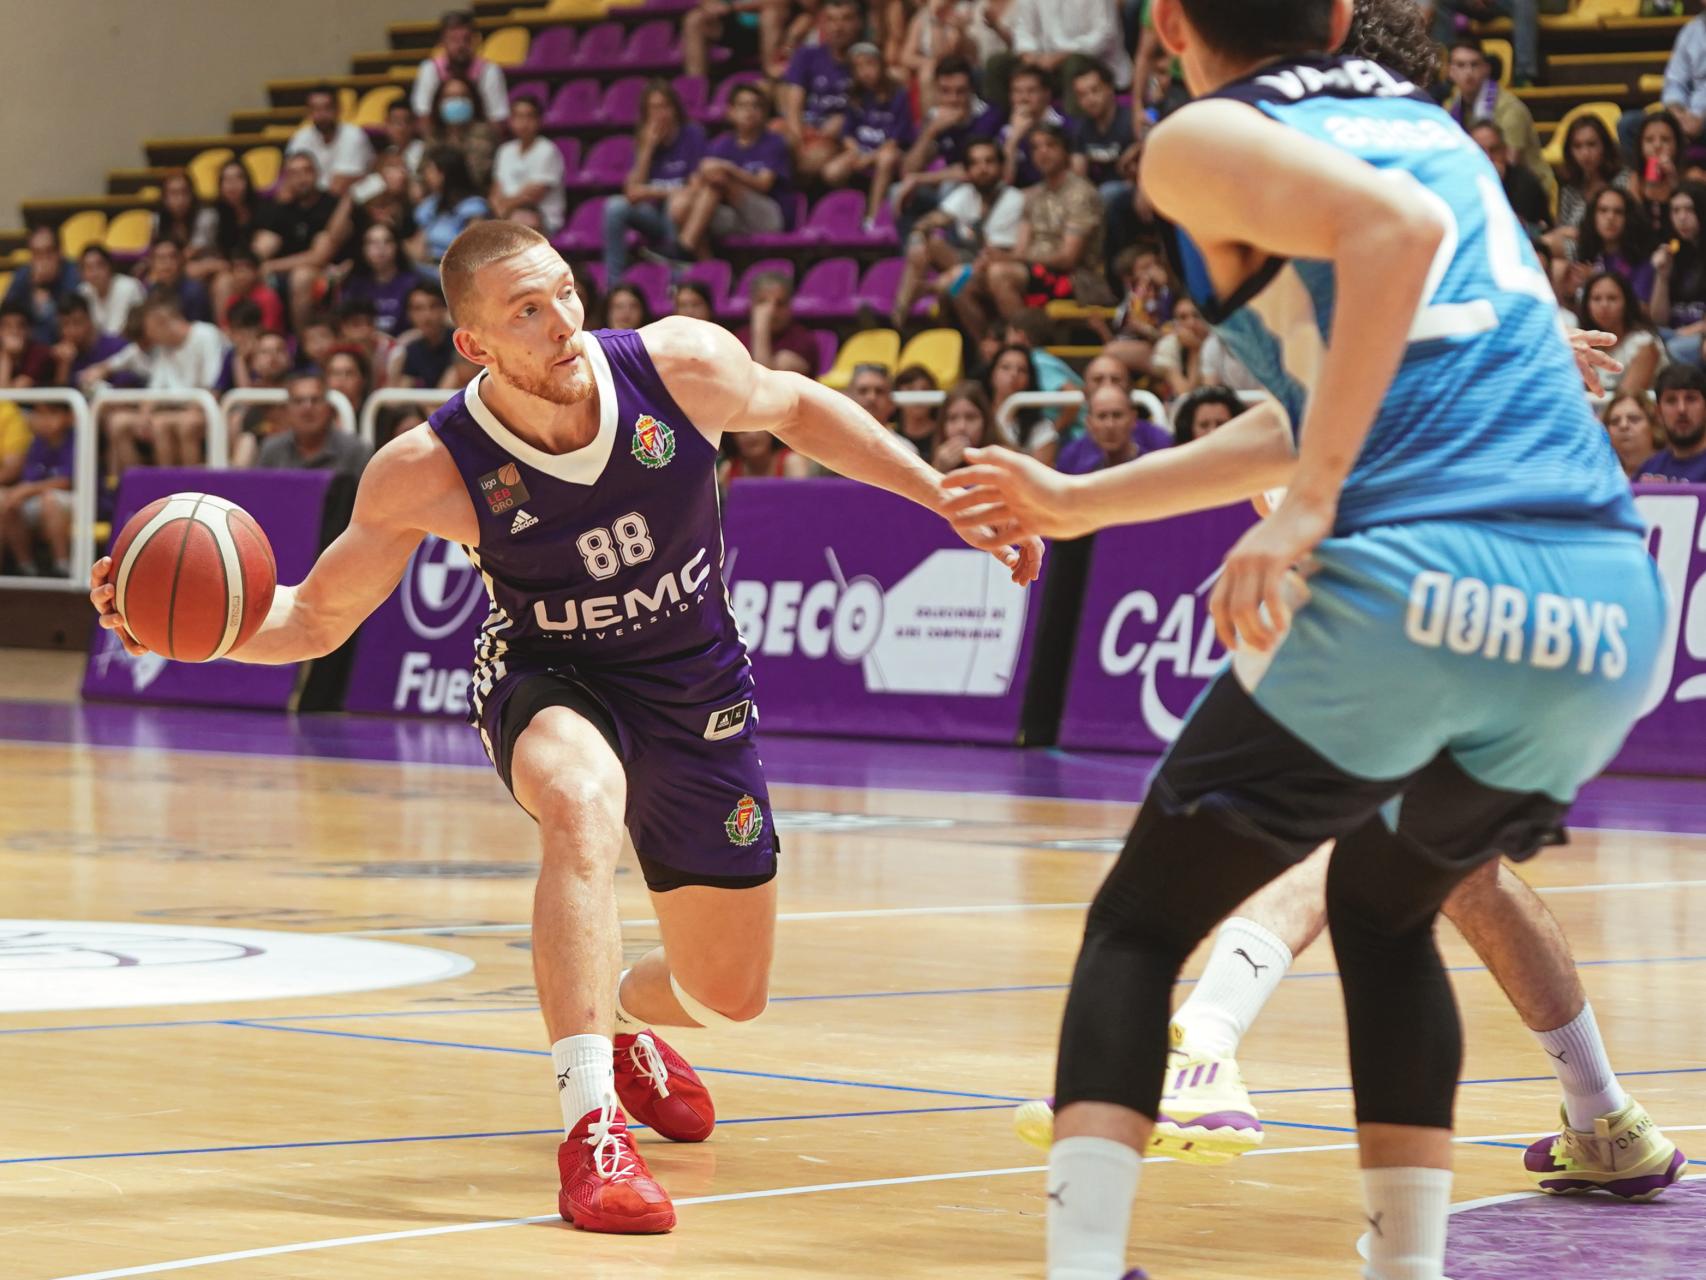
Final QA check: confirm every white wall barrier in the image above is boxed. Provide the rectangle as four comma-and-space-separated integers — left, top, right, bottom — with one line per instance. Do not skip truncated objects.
0, 388, 96, 593
89, 387, 229, 469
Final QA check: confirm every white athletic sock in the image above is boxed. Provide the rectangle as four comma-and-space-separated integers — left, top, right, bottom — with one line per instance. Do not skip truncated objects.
613, 968, 643, 1032
1172, 917, 1293, 1058
1535, 1002, 1628, 1131
1046, 1136, 1141, 1280
552, 1033, 616, 1134
1359, 1167, 1451, 1280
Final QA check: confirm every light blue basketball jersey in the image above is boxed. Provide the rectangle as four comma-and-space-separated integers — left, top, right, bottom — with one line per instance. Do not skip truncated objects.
1166, 55, 1643, 539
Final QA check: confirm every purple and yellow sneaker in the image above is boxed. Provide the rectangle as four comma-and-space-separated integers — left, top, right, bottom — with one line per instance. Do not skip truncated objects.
1525, 1098, 1686, 1201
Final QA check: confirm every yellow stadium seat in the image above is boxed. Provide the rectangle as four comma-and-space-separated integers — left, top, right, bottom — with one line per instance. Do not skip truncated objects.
0, 272, 11, 300
538, 0, 610, 16
187, 147, 235, 202
1640, 73, 1666, 96
353, 85, 405, 127
1541, 100, 1621, 170
897, 328, 963, 389
339, 87, 359, 121
819, 329, 902, 390
481, 26, 531, 67
58, 211, 108, 259
243, 147, 282, 191
105, 209, 154, 254
1482, 37, 1513, 87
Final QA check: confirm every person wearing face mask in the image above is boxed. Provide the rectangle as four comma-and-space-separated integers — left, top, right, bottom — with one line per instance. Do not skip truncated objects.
429, 77, 497, 192
411, 9, 510, 128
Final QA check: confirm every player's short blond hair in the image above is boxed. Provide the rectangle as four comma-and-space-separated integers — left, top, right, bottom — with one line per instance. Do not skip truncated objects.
440, 220, 554, 325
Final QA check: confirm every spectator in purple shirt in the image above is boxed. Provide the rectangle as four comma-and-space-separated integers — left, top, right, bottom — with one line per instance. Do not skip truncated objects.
896, 55, 1005, 240
778, 0, 863, 181
50, 295, 126, 388
0, 400, 75, 577
1000, 64, 1067, 188
1556, 187, 1655, 306
822, 43, 916, 229
607, 81, 708, 282
339, 222, 417, 337
677, 84, 792, 259
1056, 385, 1171, 475
1639, 363, 1706, 483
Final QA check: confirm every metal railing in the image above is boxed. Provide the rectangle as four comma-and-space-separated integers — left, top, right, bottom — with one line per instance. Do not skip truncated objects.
359, 387, 457, 447
992, 389, 1170, 439
89, 387, 229, 469
220, 388, 359, 441
0, 389, 96, 593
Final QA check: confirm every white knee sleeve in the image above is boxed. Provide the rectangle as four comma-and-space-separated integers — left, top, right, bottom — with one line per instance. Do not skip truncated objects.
670, 973, 765, 1027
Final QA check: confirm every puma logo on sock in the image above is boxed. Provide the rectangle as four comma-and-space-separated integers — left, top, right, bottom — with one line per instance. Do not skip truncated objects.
1366, 1211, 1384, 1238
556, 1068, 572, 1091
1048, 1184, 1067, 1207
1234, 947, 1269, 977
1548, 1049, 1568, 1064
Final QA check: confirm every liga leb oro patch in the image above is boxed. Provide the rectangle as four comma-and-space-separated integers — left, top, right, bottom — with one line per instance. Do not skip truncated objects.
477, 461, 531, 515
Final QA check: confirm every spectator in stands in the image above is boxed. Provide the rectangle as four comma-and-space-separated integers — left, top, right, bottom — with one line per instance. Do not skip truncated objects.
956, 123, 1112, 340
225, 328, 295, 464
1152, 295, 1210, 400
51, 295, 126, 389
778, 0, 863, 181
1084, 351, 1134, 400
76, 246, 146, 340
333, 298, 396, 387
605, 284, 652, 332
719, 429, 810, 484
1645, 7, 1706, 159
221, 249, 286, 334
683, 0, 793, 83
935, 380, 1015, 472
412, 10, 509, 128
899, 0, 977, 110
1558, 186, 1653, 304
896, 56, 1005, 238
1470, 121, 1549, 236
677, 85, 792, 259
83, 290, 229, 474
891, 139, 1022, 328
338, 222, 416, 338
206, 161, 263, 317
384, 102, 427, 183
1068, 62, 1140, 239
1000, 65, 1068, 188
255, 367, 373, 477
823, 43, 914, 230
736, 272, 817, 375
151, 170, 219, 268
490, 95, 566, 236
0, 300, 55, 387
987, 0, 1126, 114
892, 363, 942, 458
0, 400, 75, 577
1639, 363, 1706, 482
671, 279, 718, 322
427, 76, 498, 191
324, 346, 372, 421
849, 362, 897, 426
1547, 116, 1634, 261
1428, 0, 1537, 87
1005, 309, 1084, 436
608, 81, 707, 282
1171, 383, 1242, 445
981, 343, 1048, 453
143, 240, 214, 325
1130, 0, 1187, 131
286, 84, 376, 197
1635, 112, 1687, 239
1652, 183, 1706, 366
216, 301, 264, 392
3, 227, 80, 345
396, 284, 458, 388
1055, 384, 1172, 474
412, 147, 491, 267
1603, 392, 1664, 481
229, 327, 294, 393
1577, 271, 1665, 398
255, 152, 338, 329
1445, 38, 1552, 202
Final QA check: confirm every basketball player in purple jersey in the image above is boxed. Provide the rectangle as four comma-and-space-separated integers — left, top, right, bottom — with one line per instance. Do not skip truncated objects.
90, 220, 1042, 1234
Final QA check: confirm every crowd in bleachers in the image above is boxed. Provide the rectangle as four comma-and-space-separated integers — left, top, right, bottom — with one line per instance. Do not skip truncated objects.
5, 0, 1706, 579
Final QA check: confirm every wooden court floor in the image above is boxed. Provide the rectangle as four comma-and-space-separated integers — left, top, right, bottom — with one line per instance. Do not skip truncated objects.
1, 699, 1704, 1277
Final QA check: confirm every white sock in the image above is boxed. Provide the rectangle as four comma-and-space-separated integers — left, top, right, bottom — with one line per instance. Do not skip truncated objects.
1172, 917, 1293, 1058
1360, 1167, 1451, 1280
551, 1033, 616, 1134
1046, 1136, 1141, 1280
613, 968, 643, 1032
1534, 1001, 1628, 1130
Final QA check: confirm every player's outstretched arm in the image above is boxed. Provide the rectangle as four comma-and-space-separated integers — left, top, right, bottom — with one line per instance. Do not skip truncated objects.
646, 316, 1043, 585
91, 429, 451, 665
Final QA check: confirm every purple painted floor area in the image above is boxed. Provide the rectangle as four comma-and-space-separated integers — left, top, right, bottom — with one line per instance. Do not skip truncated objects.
3, 698, 1706, 833
1445, 1179, 1706, 1279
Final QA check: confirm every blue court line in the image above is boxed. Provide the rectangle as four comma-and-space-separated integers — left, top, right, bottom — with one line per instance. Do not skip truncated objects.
0, 1102, 1017, 1167
1251, 1064, 1706, 1097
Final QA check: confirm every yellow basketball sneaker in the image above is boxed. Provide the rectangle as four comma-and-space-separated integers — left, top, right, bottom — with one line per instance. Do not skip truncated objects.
1524, 1098, 1686, 1201
1013, 1024, 1264, 1166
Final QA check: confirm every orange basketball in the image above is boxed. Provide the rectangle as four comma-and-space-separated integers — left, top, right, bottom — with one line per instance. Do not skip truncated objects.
110, 492, 277, 662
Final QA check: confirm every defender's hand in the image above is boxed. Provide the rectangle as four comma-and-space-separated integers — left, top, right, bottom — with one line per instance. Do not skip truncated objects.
942, 446, 1092, 542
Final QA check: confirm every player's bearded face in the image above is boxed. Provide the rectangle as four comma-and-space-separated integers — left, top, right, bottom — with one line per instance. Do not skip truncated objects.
491, 329, 596, 406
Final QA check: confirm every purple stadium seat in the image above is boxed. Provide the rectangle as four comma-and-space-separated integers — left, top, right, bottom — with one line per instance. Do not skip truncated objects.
582, 261, 608, 295
553, 136, 582, 175
725, 258, 795, 318
545, 79, 600, 128
814, 329, 838, 376
525, 27, 577, 71
568, 134, 636, 188
508, 79, 550, 107
697, 72, 760, 124
644, 0, 698, 11
792, 257, 860, 320
597, 77, 648, 128
552, 195, 607, 256
619, 261, 672, 315
726, 192, 808, 249
800, 190, 863, 243
680, 260, 733, 314
569, 22, 626, 69
619, 20, 681, 71
671, 75, 708, 119
855, 257, 904, 315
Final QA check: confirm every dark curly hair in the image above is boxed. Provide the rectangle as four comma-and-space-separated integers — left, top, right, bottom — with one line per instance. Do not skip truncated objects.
1341, 0, 1440, 86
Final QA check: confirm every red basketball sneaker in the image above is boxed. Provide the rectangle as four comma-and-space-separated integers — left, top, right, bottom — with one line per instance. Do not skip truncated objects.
614, 1029, 716, 1143
557, 1104, 676, 1234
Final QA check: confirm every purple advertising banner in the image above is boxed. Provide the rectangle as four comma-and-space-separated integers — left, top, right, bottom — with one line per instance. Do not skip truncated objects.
1060, 486, 1706, 779
82, 467, 332, 709
725, 478, 1044, 742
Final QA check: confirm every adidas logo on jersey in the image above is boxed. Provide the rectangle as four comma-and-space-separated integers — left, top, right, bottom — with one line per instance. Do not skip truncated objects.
510, 509, 538, 535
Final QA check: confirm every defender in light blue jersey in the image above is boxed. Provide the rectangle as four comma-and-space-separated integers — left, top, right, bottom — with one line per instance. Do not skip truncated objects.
940, 2, 1673, 1277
